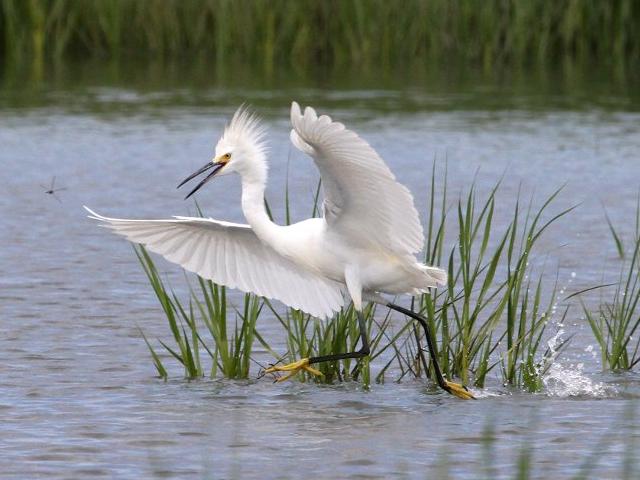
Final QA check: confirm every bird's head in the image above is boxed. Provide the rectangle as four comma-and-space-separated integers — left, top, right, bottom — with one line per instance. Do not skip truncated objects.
178, 106, 267, 199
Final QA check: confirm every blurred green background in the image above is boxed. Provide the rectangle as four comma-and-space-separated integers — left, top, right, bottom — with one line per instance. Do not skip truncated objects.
1, 0, 638, 92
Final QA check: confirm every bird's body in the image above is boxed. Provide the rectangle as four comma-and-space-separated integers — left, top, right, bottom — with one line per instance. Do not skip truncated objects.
88, 102, 445, 316
86, 102, 473, 399
243, 216, 440, 296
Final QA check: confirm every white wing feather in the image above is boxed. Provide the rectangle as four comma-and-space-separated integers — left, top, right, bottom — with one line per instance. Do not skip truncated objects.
289, 102, 424, 255
85, 207, 345, 319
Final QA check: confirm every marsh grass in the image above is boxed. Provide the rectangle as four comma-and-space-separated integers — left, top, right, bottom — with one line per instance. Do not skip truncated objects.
413, 164, 574, 389
135, 244, 265, 379
586, 200, 640, 371
2, 0, 638, 72
585, 237, 640, 371
265, 302, 395, 385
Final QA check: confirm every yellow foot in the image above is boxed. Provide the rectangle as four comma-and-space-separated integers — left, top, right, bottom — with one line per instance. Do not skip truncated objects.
443, 380, 476, 400
263, 358, 323, 383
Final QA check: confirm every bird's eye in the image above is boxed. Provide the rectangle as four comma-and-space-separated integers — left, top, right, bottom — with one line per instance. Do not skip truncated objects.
222, 153, 231, 161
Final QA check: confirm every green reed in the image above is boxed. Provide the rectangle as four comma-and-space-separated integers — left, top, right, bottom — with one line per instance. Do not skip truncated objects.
2, 0, 638, 72
135, 244, 265, 379
413, 164, 574, 390
584, 236, 640, 371
585, 199, 640, 371
265, 302, 394, 385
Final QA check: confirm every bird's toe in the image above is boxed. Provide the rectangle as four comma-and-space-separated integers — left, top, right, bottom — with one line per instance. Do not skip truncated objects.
444, 380, 476, 400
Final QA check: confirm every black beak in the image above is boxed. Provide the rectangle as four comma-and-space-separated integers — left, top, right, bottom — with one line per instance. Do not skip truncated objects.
177, 161, 224, 200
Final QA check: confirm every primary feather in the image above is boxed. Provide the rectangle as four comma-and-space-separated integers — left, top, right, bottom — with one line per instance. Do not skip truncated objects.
85, 208, 345, 319
290, 101, 424, 255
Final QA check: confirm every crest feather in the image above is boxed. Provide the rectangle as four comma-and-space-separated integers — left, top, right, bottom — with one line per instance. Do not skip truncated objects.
223, 105, 267, 154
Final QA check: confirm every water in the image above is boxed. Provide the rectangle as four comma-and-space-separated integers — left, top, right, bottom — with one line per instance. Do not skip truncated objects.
1, 64, 640, 478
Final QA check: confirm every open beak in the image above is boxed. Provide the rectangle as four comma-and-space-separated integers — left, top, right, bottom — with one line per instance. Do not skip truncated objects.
177, 161, 225, 200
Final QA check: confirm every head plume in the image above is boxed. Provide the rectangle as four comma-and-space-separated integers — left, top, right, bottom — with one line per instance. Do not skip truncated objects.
221, 105, 267, 157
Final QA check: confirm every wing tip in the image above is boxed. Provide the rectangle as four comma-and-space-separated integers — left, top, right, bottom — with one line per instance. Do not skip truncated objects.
303, 105, 318, 122
291, 101, 301, 121
291, 101, 320, 124
84, 205, 105, 221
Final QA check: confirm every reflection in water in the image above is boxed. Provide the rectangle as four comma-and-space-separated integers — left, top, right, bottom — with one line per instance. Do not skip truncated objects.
1, 63, 639, 478
1, 59, 639, 112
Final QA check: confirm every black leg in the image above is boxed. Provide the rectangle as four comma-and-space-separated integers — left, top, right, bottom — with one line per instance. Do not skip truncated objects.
308, 310, 370, 365
387, 302, 475, 399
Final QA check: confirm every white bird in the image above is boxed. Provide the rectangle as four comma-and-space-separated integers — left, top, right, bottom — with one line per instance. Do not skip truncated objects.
86, 102, 473, 399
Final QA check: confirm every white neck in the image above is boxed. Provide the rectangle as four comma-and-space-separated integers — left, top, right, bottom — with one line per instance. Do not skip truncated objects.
240, 171, 280, 246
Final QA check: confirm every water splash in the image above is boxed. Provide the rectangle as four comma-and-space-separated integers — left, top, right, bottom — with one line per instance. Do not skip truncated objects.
541, 329, 609, 397
532, 278, 615, 398
542, 362, 608, 397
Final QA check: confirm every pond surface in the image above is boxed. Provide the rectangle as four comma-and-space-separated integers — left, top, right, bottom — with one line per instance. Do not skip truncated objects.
1, 64, 640, 479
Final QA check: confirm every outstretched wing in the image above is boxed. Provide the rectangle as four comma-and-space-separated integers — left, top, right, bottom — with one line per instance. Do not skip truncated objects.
85, 207, 345, 318
289, 102, 424, 255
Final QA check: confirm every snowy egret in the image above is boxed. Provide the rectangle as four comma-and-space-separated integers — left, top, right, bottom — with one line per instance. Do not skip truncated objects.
86, 102, 473, 399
